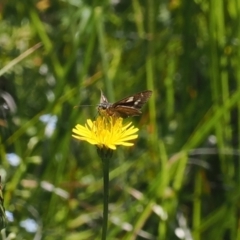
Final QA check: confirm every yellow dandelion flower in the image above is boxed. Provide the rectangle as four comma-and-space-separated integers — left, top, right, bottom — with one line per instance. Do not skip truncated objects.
72, 116, 139, 150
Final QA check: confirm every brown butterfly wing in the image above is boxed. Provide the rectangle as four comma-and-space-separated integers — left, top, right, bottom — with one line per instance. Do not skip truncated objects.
111, 90, 152, 118
98, 90, 152, 118
109, 106, 142, 118
112, 90, 152, 109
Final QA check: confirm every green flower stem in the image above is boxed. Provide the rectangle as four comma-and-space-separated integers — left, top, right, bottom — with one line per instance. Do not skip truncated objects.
101, 156, 110, 240
97, 147, 113, 239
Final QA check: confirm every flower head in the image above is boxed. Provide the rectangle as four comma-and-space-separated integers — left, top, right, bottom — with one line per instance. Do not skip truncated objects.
72, 116, 139, 150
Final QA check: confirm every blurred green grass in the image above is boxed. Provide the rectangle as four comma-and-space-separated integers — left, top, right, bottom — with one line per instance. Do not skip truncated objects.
0, 0, 240, 239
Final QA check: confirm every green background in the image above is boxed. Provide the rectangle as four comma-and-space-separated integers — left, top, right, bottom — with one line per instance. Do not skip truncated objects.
0, 0, 240, 239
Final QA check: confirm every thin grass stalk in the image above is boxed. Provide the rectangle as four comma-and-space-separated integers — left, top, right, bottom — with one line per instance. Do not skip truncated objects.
132, 0, 144, 38
209, 0, 228, 173
165, 53, 175, 119
216, 0, 233, 177
29, 9, 65, 79
192, 170, 202, 240
29, 10, 52, 52
79, 19, 97, 81
200, 207, 224, 232
235, 0, 240, 238
124, 201, 154, 240
172, 152, 188, 191
182, 88, 240, 150
156, 141, 168, 239
146, 0, 157, 143
235, 0, 240, 208
6, 112, 43, 146
236, 219, 240, 240
4, 159, 26, 206
0, 43, 42, 77
149, 140, 169, 196
63, 10, 93, 77
95, 7, 114, 101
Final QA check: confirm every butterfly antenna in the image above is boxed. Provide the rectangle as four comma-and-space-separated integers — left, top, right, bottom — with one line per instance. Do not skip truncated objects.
73, 105, 95, 109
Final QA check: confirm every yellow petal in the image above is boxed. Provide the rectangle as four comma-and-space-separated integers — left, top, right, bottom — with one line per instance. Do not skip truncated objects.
72, 116, 139, 150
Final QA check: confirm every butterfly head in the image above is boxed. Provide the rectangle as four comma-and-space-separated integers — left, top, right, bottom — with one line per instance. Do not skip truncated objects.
97, 90, 110, 109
